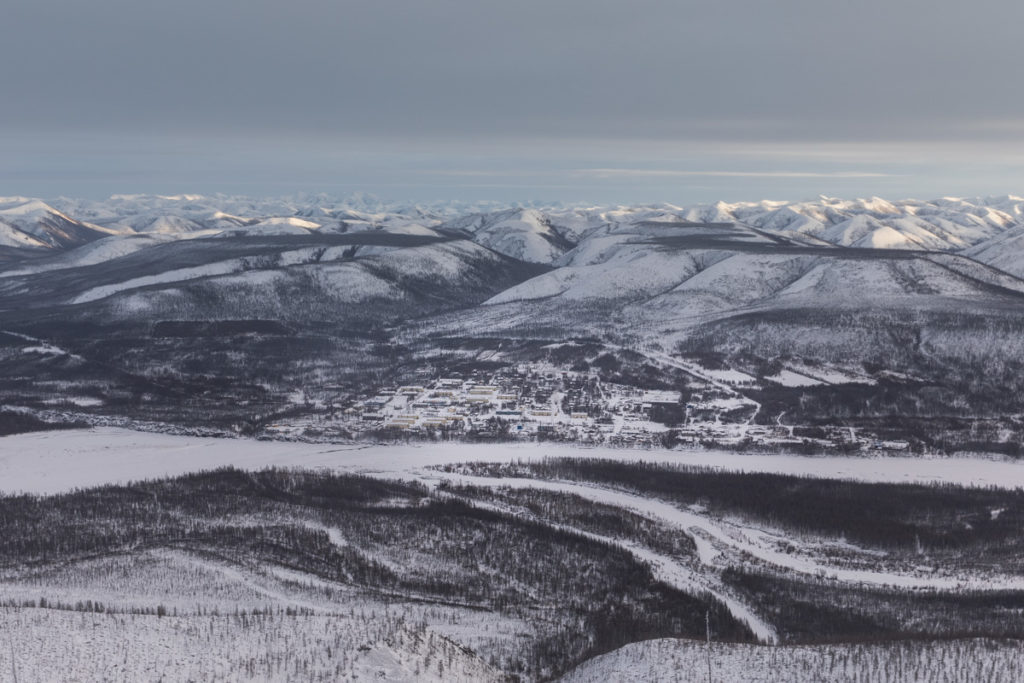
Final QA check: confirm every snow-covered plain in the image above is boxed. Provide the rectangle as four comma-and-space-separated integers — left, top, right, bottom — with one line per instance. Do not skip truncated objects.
0, 608, 501, 683
765, 369, 823, 387
4, 428, 1024, 495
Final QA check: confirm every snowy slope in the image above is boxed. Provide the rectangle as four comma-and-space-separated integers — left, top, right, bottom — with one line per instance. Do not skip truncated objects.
731, 195, 1020, 251
0, 234, 176, 277
442, 208, 572, 263
216, 215, 323, 235
50, 193, 450, 238
0, 223, 48, 249
483, 220, 1005, 324
0, 231, 544, 329
0, 606, 502, 682
0, 197, 117, 249
963, 224, 1024, 278
485, 221, 772, 305
129, 214, 210, 234
560, 638, 1023, 683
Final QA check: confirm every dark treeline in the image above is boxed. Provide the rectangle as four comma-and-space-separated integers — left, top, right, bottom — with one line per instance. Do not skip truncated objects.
0, 410, 87, 436
0, 467, 752, 679
151, 319, 296, 337
439, 483, 697, 559
748, 383, 1024, 455
723, 568, 1024, 644
446, 458, 1024, 560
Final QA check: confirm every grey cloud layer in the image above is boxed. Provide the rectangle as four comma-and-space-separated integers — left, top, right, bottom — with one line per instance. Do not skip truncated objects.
5, 0, 1023, 138
2, 0, 1023, 200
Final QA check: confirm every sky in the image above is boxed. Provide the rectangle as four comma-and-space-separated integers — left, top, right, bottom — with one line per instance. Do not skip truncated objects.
3, 0, 1024, 205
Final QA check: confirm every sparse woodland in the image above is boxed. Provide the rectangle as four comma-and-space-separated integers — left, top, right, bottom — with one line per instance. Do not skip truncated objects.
0, 468, 749, 680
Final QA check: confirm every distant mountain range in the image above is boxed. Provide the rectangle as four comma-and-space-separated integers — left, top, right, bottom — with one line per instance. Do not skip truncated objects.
4, 193, 1024, 270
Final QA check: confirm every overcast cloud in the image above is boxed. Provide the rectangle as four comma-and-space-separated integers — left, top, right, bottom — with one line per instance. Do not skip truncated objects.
3, 0, 1023, 203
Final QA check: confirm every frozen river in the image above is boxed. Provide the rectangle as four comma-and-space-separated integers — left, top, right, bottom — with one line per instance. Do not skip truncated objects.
2, 427, 1023, 494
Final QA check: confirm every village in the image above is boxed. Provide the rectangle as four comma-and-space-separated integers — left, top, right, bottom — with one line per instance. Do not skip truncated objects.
264, 361, 909, 452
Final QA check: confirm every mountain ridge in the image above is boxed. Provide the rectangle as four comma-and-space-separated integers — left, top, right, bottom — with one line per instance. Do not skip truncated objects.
6, 192, 1023, 265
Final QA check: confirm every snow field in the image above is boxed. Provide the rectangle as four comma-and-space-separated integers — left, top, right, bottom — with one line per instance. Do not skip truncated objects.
0, 608, 501, 683
0, 544, 533, 682
559, 637, 1023, 682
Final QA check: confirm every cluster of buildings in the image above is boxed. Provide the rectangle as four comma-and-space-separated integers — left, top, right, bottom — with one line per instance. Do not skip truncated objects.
263, 361, 908, 452
323, 365, 689, 444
